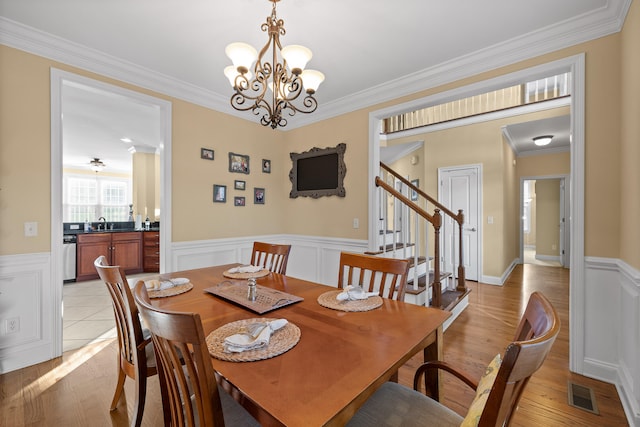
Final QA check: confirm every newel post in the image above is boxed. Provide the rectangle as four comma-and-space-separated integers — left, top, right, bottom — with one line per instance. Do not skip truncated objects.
456, 209, 466, 292
432, 209, 442, 309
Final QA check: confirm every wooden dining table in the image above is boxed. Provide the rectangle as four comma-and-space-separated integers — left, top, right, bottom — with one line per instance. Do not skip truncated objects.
150, 264, 451, 426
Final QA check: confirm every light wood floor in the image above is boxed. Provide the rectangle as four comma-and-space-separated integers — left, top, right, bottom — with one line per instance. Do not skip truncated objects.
0, 264, 628, 426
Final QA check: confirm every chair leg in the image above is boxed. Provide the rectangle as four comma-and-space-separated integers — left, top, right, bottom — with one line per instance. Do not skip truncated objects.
131, 375, 147, 427
110, 368, 127, 411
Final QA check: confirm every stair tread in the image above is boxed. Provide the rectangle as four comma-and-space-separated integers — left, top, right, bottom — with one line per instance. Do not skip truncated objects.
438, 288, 471, 311
404, 271, 452, 295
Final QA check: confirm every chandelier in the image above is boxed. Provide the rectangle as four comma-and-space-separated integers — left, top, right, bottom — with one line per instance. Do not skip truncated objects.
224, 0, 324, 129
89, 157, 106, 172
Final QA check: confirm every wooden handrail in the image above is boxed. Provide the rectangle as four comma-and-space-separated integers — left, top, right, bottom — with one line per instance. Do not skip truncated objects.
376, 162, 468, 305
375, 176, 444, 308
375, 177, 440, 227
380, 162, 464, 225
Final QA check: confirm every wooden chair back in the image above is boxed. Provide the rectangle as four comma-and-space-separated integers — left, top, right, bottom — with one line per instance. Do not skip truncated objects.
337, 252, 410, 301
94, 255, 156, 426
133, 281, 226, 427
480, 291, 560, 426
250, 241, 291, 275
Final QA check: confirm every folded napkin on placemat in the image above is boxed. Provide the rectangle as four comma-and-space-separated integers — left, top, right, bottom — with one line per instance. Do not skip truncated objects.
223, 319, 288, 353
145, 277, 189, 291
145, 279, 176, 291
227, 265, 262, 274
336, 285, 379, 301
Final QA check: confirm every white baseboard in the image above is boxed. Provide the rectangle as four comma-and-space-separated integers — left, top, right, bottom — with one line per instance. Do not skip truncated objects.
481, 258, 519, 286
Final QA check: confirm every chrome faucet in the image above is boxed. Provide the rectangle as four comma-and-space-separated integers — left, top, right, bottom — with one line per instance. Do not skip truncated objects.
98, 216, 106, 231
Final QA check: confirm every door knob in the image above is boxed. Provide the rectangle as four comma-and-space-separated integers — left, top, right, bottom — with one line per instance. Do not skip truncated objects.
465, 227, 476, 232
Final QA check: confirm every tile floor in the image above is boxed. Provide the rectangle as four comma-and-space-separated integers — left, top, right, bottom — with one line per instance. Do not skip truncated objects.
62, 273, 152, 352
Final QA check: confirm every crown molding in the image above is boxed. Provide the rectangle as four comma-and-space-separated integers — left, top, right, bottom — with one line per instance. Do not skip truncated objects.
0, 0, 631, 130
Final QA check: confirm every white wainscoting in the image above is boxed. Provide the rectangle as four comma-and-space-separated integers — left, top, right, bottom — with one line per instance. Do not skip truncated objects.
584, 257, 640, 426
0, 253, 56, 374
171, 234, 369, 286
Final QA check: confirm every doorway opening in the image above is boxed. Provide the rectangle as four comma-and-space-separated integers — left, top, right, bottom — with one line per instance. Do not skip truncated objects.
521, 177, 568, 268
51, 69, 172, 356
368, 54, 585, 371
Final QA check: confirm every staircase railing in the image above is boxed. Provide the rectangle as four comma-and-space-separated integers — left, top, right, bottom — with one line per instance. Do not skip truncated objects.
376, 162, 467, 308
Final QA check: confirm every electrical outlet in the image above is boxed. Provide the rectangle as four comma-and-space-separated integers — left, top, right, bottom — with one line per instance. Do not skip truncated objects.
353, 218, 359, 229
6, 317, 19, 334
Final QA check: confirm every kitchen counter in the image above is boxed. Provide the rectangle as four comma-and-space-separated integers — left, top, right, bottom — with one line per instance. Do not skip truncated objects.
63, 221, 160, 235
63, 228, 159, 235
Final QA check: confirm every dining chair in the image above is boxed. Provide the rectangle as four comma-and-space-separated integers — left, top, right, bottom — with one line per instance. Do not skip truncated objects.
337, 252, 410, 301
93, 256, 157, 427
132, 281, 261, 427
346, 291, 560, 427
250, 241, 292, 275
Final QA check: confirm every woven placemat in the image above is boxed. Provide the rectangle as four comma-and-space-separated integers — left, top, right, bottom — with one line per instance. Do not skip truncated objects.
206, 318, 300, 362
148, 283, 194, 299
222, 269, 271, 279
317, 290, 383, 312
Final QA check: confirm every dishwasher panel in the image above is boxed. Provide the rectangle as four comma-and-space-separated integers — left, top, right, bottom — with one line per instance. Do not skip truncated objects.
63, 236, 77, 282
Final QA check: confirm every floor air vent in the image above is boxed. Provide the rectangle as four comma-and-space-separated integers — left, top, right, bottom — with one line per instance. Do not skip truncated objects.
567, 381, 599, 415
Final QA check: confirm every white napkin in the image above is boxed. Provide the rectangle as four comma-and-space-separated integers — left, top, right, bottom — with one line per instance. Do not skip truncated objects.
228, 265, 262, 274
336, 285, 379, 301
144, 279, 176, 291
223, 319, 288, 353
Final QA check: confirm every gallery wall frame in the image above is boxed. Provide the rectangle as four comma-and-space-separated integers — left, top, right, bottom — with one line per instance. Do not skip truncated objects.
229, 152, 250, 174
254, 187, 265, 204
213, 184, 227, 203
201, 148, 214, 160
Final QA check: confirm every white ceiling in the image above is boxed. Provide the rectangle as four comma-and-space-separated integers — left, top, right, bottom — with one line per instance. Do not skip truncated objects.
0, 0, 629, 172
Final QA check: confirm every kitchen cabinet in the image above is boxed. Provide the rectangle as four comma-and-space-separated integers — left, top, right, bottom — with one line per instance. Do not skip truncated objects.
143, 231, 160, 272
76, 232, 143, 281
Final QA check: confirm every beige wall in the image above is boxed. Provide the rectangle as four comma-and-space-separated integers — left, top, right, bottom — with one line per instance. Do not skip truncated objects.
535, 179, 561, 256
281, 111, 370, 239
0, 20, 632, 268
170, 98, 285, 242
131, 152, 159, 221
620, 0, 640, 270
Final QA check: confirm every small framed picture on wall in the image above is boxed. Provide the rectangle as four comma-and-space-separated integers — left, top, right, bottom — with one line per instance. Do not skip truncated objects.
234, 180, 246, 190
410, 179, 419, 201
229, 152, 250, 174
201, 148, 214, 160
213, 184, 226, 203
234, 196, 246, 206
262, 159, 271, 173
254, 187, 265, 204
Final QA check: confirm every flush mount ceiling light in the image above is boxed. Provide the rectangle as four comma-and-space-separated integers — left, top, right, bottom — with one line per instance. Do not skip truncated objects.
224, 0, 324, 129
89, 157, 106, 172
533, 135, 553, 146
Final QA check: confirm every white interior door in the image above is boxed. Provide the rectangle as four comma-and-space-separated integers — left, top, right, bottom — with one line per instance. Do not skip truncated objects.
439, 165, 480, 281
